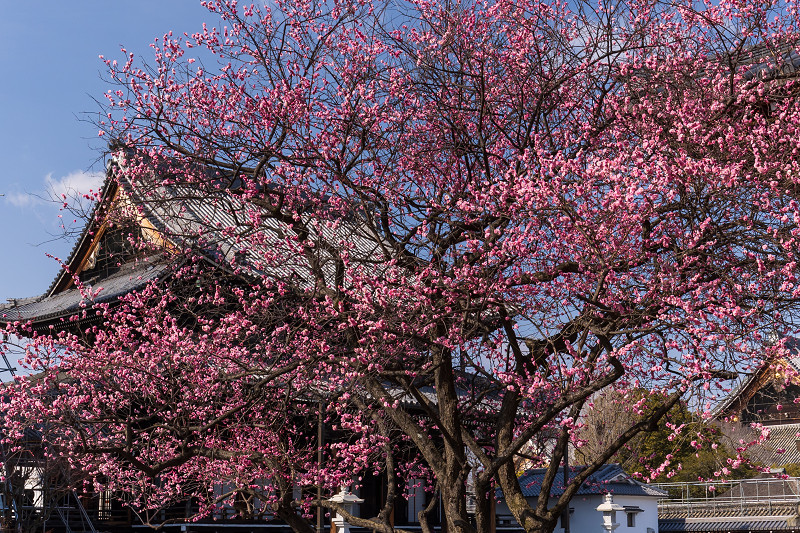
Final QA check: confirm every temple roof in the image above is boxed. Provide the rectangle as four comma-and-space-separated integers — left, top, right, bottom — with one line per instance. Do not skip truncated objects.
712, 338, 800, 421
659, 515, 800, 532
0, 261, 167, 330
498, 463, 667, 500
118, 175, 383, 288
724, 423, 800, 466
1, 156, 384, 330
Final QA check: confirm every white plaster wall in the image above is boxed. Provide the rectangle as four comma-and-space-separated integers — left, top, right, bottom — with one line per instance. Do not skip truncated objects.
496, 493, 659, 533
20, 465, 45, 508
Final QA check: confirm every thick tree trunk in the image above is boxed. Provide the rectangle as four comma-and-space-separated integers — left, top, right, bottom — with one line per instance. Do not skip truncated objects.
433, 339, 473, 533
440, 488, 471, 533
496, 459, 556, 533
473, 480, 494, 533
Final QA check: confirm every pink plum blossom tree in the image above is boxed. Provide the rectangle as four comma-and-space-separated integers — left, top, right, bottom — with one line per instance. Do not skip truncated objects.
5, 0, 800, 532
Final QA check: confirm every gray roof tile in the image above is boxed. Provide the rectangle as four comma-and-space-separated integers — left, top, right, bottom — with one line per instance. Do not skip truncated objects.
0, 261, 166, 325
120, 170, 385, 291
1, 157, 389, 325
730, 423, 800, 466
659, 517, 800, 531
498, 463, 667, 500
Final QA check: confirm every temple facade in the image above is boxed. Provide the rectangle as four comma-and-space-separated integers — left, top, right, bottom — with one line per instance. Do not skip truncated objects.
714, 340, 800, 467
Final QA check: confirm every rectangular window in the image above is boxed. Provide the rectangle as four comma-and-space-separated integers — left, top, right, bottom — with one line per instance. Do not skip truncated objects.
407, 479, 425, 523
627, 512, 635, 527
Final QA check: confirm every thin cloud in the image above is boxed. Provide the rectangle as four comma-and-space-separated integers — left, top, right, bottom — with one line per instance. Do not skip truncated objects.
5, 191, 35, 208
4, 170, 105, 210
45, 170, 105, 201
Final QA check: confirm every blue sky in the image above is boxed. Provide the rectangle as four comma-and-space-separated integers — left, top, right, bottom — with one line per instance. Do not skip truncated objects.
0, 1, 215, 301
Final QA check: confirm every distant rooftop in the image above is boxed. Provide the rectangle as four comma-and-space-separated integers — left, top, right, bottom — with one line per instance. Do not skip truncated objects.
657, 475, 800, 532
498, 463, 667, 501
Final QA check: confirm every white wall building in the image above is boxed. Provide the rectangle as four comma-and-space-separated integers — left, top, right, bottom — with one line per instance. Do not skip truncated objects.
495, 464, 665, 533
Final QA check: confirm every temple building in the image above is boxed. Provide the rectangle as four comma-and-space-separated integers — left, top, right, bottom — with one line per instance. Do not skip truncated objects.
0, 157, 407, 533
713, 339, 800, 468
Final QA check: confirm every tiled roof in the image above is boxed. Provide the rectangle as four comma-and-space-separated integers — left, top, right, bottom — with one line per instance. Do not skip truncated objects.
729, 423, 800, 466
659, 516, 800, 532
1, 156, 388, 326
713, 337, 800, 419
117, 165, 385, 291
657, 475, 800, 531
660, 501, 800, 520
0, 261, 166, 326
499, 463, 667, 500
712, 371, 759, 418
716, 476, 800, 501
376, 371, 502, 413
738, 44, 800, 80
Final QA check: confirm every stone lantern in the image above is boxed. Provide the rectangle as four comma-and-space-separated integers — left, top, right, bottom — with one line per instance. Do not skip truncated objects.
595, 493, 623, 533
328, 486, 364, 533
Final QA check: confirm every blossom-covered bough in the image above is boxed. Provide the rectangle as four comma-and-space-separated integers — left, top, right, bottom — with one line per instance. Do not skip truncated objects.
3, 0, 800, 532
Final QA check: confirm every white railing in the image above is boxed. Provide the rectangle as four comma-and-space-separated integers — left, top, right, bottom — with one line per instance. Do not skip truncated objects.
654, 477, 800, 504
653, 477, 800, 517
